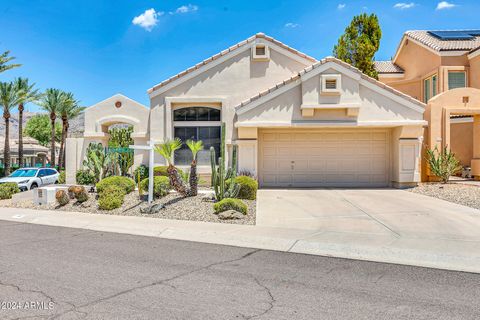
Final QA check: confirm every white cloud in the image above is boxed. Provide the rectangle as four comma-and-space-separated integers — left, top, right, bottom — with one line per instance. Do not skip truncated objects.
132, 8, 163, 31
171, 4, 199, 14
337, 4, 346, 10
436, 1, 456, 10
285, 22, 299, 28
394, 2, 416, 9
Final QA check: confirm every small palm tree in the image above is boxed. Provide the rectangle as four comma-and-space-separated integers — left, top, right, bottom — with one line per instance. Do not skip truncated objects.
37, 88, 65, 167
186, 139, 203, 196
0, 82, 23, 175
14, 78, 42, 167
0, 51, 21, 73
57, 92, 84, 169
154, 138, 189, 196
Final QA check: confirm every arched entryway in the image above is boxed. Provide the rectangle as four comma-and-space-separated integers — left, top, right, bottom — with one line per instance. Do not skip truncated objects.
65, 94, 150, 184
424, 87, 480, 180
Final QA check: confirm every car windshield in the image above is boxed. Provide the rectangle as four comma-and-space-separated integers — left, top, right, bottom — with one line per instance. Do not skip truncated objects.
9, 169, 38, 178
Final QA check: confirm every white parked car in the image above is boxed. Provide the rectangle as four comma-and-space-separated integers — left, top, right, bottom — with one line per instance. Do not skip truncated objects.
0, 168, 60, 191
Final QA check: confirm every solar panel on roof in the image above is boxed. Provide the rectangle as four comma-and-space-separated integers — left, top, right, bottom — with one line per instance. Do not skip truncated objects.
428, 30, 480, 40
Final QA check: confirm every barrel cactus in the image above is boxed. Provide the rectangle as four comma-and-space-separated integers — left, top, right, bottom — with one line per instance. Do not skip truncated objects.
56, 190, 70, 206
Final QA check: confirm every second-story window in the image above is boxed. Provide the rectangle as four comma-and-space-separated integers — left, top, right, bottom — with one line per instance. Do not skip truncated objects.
423, 74, 437, 103
448, 71, 466, 90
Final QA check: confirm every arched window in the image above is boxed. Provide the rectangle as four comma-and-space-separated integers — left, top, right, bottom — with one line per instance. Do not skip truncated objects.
173, 107, 221, 165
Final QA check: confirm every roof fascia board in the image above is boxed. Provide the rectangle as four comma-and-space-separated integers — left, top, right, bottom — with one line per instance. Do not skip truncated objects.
359, 78, 425, 113
235, 79, 301, 115
300, 61, 361, 82
149, 39, 316, 99
235, 119, 427, 128
148, 46, 250, 99
468, 48, 480, 60
378, 73, 405, 78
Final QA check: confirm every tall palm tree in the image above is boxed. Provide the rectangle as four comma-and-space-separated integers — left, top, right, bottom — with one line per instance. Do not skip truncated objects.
57, 92, 84, 169
14, 78, 41, 167
37, 88, 65, 167
154, 138, 189, 196
0, 51, 21, 73
186, 139, 203, 196
0, 82, 23, 175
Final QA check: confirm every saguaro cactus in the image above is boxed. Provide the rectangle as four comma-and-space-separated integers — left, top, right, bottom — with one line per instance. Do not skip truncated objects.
210, 122, 240, 201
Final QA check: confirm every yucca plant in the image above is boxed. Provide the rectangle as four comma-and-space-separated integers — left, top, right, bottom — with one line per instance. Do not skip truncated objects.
154, 138, 189, 196
426, 146, 462, 183
186, 139, 204, 196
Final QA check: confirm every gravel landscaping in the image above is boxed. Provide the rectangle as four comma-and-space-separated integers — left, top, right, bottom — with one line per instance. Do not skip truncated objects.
0, 191, 256, 225
408, 182, 480, 210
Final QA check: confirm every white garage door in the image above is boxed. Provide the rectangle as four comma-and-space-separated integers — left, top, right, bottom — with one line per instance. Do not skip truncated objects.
259, 129, 390, 187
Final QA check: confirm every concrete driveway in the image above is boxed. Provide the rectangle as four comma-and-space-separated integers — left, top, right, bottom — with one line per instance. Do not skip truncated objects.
257, 188, 480, 242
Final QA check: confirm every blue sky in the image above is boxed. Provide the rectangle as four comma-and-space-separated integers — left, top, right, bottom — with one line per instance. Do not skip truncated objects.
1, 0, 479, 112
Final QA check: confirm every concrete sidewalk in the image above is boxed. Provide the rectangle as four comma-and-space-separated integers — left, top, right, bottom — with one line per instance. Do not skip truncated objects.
0, 206, 479, 274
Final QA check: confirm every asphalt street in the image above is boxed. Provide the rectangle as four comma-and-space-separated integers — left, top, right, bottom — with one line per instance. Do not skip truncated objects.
0, 220, 479, 320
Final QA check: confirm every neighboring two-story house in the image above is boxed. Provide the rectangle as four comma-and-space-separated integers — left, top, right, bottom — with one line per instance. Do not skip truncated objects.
375, 30, 480, 177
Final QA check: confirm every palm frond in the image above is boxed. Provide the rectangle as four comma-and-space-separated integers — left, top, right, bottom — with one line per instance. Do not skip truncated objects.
154, 138, 182, 165
186, 139, 204, 160
0, 81, 23, 114
0, 51, 21, 73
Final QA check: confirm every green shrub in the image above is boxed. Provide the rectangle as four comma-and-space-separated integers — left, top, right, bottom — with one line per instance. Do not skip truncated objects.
140, 176, 171, 198
233, 176, 258, 200
58, 170, 66, 184
213, 198, 248, 215
0, 182, 20, 200
96, 176, 135, 194
154, 166, 169, 177
98, 185, 125, 210
55, 190, 69, 206
426, 146, 462, 183
76, 170, 95, 185
133, 165, 149, 181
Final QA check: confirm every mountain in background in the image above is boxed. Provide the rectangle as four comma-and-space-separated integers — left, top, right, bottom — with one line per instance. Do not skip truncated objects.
0, 112, 85, 139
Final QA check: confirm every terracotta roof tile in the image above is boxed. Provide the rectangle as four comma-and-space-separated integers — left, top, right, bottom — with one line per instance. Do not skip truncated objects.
374, 61, 404, 73
148, 33, 317, 94
405, 30, 480, 52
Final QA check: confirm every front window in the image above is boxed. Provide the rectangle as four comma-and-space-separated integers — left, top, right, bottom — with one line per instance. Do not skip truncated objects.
423, 74, 438, 103
9, 169, 38, 178
448, 71, 466, 90
173, 106, 221, 165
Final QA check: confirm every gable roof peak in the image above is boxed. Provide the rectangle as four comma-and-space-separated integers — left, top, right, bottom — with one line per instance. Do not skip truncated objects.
147, 33, 317, 95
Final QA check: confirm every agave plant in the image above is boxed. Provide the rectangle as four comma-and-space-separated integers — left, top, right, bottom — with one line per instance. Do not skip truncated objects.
186, 139, 204, 196
154, 138, 189, 196
426, 146, 462, 183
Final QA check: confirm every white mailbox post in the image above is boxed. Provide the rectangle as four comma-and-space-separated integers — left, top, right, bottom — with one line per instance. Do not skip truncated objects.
129, 140, 155, 204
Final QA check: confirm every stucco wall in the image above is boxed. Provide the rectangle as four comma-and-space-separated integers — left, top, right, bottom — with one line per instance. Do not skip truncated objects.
149, 45, 311, 144
470, 55, 480, 89
450, 121, 473, 167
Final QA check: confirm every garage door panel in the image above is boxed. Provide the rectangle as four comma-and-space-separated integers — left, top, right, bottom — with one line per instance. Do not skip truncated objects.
259, 129, 389, 188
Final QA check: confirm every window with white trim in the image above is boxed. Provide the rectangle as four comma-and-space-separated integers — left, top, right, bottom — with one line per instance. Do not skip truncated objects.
321, 74, 341, 94
252, 44, 270, 61
173, 106, 221, 165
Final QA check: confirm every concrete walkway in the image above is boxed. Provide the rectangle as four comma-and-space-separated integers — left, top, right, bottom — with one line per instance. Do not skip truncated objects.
1, 187, 480, 274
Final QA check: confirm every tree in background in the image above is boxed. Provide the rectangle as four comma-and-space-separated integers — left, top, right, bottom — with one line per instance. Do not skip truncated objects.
24, 114, 62, 147
0, 51, 21, 73
14, 78, 42, 167
0, 82, 23, 175
37, 88, 68, 167
57, 92, 84, 169
333, 13, 382, 79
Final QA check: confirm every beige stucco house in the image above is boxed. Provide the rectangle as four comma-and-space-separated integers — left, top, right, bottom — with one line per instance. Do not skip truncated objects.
66, 33, 426, 188
375, 30, 480, 180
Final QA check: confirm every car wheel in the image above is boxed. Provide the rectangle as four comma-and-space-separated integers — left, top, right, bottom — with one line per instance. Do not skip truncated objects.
30, 183, 38, 190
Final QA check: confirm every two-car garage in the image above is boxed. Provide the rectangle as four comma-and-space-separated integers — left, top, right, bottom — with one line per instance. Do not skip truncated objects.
258, 129, 390, 188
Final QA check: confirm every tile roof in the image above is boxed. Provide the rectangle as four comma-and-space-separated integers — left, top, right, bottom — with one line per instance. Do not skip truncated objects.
147, 33, 317, 94
405, 30, 480, 52
236, 57, 425, 111
374, 61, 404, 74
